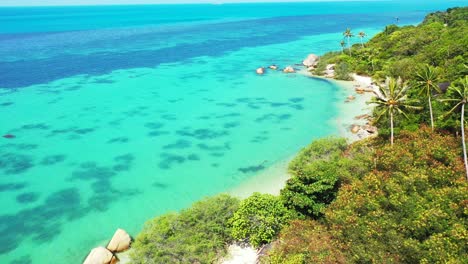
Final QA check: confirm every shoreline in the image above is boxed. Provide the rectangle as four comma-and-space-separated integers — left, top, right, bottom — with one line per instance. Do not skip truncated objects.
225, 69, 376, 199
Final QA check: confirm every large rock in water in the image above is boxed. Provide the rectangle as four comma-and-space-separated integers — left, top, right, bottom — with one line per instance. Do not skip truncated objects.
256, 67, 265, 75
283, 66, 295, 73
83, 247, 116, 264
302, 54, 319, 67
107, 228, 132, 253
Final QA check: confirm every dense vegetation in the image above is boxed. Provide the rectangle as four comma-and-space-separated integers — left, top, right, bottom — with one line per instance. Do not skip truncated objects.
314, 7, 468, 83
130, 195, 240, 263
130, 7, 467, 264
264, 128, 467, 263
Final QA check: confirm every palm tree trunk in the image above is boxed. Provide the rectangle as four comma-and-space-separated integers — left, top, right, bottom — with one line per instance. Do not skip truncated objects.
360, 37, 363, 47
428, 95, 434, 131
390, 110, 394, 146
461, 104, 468, 180
347, 36, 351, 55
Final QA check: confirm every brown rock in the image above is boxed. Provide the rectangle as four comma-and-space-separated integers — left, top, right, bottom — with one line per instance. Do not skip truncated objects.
107, 228, 132, 253
354, 114, 370, 120
269, 65, 278, 70
83, 247, 117, 264
256, 67, 265, 75
362, 125, 378, 134
347, 95, 356, 101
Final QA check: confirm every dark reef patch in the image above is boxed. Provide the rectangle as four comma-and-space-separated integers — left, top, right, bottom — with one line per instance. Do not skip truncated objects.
238, 164, 266, 173
163, 139, 192, 150
215, 112, 241, 119
158, 153, 186, 169
197, 142, 231, 152
223, 122, 240, 129
0, 182, 27, 192
107, 137, 129, 144
147, 131, 170, 137
216, 102, 237, 108
289, 97, 305, 103
0, 188, 82, 254
40, 155, 66, 166
0, 152, 34, 175
255, 113, 292, 123
161, 114, 177, 121
251, 135, 269, 143
0, 101, 14, 107
152, 182, 169, 189
144, 122, 164, 130
20, 123, 50, 131
177, 128, 229, 140
187, 154, 200, 161
16, 192, 40, 204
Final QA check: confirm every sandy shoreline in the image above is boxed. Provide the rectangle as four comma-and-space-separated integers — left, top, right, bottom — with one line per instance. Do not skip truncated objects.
227, 70, 375, 199
221, 71, 376, 264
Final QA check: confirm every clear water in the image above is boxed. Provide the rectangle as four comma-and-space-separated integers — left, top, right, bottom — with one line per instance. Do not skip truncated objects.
0, 1, 466, 263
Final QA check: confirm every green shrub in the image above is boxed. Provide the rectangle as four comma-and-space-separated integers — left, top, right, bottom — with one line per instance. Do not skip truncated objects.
230, 193, 292, 247
130, 194, 240, 264
281, 138, 372, 217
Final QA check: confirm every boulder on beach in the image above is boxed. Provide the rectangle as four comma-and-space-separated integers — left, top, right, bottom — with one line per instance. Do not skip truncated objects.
107, 228, 132, 253
324, 64, 335, 78
269, 65, 278, 70
302, 54, 319, 67
283, 66, 295, 73
362, 125, 378, 134
350, 124, 360, 134
83, 247, 117, 264
256, 67, 265, 75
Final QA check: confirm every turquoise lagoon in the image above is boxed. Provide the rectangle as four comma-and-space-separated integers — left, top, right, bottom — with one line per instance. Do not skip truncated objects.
0, 1, 466, 263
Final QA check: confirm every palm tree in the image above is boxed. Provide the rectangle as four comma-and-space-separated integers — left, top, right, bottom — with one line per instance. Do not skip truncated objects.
358, 31, 366, 47
369, 77, 421, 146
440, 76, 468, 180
342, 28, 353, 55
413, 65, 441, 131
340, 40, 345, 54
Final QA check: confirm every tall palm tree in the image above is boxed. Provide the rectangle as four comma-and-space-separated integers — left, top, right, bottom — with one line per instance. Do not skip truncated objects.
413, 65, 441, 131
340, 40, 345, 54
358, 31, 366, 47
440, 76, 468, 180
369, 77, 421, 146
343, 28, 353, 55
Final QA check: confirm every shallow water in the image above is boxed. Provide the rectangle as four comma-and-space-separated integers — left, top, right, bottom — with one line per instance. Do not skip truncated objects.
0, 1, 465, 263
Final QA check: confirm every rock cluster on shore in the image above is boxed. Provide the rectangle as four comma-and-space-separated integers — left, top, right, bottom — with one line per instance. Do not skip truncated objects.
350, 123, 378, 139
83, 228, 132, 264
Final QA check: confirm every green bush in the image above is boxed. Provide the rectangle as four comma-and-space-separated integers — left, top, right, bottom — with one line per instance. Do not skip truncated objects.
130, 194, 240, 264
230, 193, 292, 247
281, 138, 372, 217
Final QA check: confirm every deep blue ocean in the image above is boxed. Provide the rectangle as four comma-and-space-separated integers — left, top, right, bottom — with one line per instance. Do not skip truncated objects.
0, 1, 466, 263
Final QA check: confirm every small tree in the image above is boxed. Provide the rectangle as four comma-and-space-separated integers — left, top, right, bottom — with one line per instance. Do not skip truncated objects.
369, 77, 421, 146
